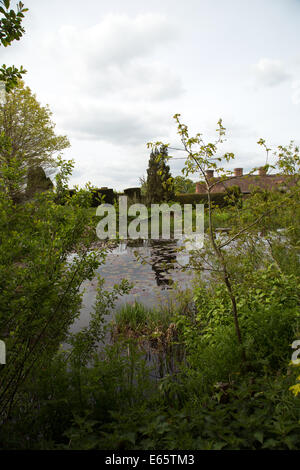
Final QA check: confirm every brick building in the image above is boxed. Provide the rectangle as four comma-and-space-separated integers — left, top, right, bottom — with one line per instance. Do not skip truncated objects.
195, 167, 290, 194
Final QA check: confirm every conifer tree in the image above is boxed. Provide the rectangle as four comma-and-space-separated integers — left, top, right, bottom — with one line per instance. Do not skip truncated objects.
146, 145, 174, 203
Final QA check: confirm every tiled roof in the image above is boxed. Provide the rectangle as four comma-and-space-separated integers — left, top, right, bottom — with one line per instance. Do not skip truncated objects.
196, 174, 292, 194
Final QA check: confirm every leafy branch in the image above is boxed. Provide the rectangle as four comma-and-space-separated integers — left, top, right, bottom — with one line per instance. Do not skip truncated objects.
0, 1, 28, 92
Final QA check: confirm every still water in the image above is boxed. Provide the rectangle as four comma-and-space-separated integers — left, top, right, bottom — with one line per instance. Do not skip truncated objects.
70, 239, 195, 332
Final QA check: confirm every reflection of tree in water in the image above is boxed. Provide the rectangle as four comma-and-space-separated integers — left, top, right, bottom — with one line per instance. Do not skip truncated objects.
148, 240, 177, 287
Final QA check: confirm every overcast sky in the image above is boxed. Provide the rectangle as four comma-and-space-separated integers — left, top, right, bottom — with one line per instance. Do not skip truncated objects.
2, 0, 300, 189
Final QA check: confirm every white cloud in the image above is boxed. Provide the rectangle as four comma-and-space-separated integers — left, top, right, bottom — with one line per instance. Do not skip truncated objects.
54, 14, 176, 68
253, 58, 291, 87
34, 13, 183, 149
41, 13, 181, 101
4, 0, 300, 189
292, 79, 300, 104
86, 60, 184, 101
61, 138, 154, 190
58, 101, 171, 145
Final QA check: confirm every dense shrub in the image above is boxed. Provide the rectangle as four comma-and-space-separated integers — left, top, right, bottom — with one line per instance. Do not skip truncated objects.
1, 334, 299, 450
64, 188, 116, 207
25, 166, 53, 199
124, 187, 141, 202
91, 188, 115, 206
175, 192, 234, 207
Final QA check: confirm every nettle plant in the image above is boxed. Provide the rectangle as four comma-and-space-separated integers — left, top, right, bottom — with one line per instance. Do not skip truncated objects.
149, 114, 300, 362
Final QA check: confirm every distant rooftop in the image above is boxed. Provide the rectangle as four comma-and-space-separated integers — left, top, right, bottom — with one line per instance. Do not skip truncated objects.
196, 167, 292, 194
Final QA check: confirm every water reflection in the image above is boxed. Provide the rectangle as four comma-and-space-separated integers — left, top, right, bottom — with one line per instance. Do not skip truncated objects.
111, 238, 190, 287
71, 238, 196, 333
147, 240, 177, 287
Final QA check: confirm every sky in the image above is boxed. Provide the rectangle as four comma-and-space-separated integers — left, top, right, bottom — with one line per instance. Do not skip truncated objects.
2, 0, 300, 190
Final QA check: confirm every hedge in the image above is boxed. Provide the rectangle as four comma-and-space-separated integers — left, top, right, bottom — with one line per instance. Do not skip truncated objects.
124, 187, 141, 201
174, 191, 241, 208
91, 188, 115, 207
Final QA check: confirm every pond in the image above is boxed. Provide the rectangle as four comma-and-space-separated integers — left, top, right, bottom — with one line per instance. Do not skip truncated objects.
70, 239, 196, 333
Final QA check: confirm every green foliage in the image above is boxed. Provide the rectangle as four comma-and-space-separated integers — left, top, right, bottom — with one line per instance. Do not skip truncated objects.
111, 301, 182, 378
0, 338, 153, 449
0, 130, 26, 201
151, 114, 300, 360
174, 192, 235, 207
0, 81, 70, 174
25, 165, 53, 198
0, 151, 110, 421
0, 1, 27, 46
2, 346, 299, 450
54, 157, 75, 204
124, 187, 141, 203
193, 267, 299, 335
138, 175, 147, 197
173, 175, 196, 194
114, 302, 150, 331
290, 363, 300, 397
1, 95, 300, 451
0, 1, 28, 91
1, 262, 300, 449
113, 301, 175, 334
0, 64, 26, 92
224, 185, 243, 208
91, 187, 115, 206
146, 145, 175, 203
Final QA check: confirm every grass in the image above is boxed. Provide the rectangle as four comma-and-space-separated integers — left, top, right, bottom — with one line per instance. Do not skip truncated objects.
110, 289, 195, 375
112, 301, 175, 337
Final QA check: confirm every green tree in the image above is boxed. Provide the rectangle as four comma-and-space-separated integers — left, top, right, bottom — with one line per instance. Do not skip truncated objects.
0, 4, 112, 423
0, 81, 70, 200
149, 114, 300, 362
0, 1, 28, 92
138, 175, 147, 197
173, 175, 196, 194
224, 184, 243, 208
0, 81, 69, 169
0, 155, 111, 421
146, 145, 174, 203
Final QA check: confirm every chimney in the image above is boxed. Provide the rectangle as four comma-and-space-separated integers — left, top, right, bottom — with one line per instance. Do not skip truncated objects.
205, 169, 214, 179
234, 168, 243, 177
258, 167, 267, 176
